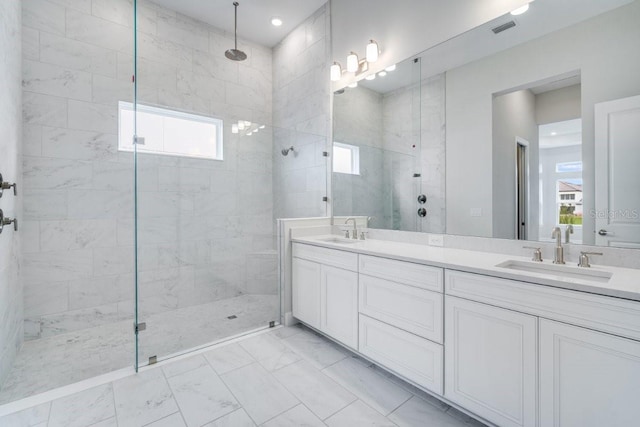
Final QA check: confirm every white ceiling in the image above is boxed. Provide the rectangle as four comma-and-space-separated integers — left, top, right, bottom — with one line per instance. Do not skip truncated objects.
149, 0, 327, 47
539, 119, 582, 149
354, 0, 633, 93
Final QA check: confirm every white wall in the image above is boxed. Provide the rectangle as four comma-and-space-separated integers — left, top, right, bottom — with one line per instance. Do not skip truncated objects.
446, 1, 640, 241
0, 0, 23, 387
536, 84, 581, 125
492, 90, 539, 240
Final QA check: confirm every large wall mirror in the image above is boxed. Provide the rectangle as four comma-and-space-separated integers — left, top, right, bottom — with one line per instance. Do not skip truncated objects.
331, 0, 640, 247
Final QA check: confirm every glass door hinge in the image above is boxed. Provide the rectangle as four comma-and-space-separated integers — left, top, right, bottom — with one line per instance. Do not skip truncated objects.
133, 135, 145, 145
134, 322, 146, 334
149, 355, 157, 365
322, 151, 329, 157
269, 321, 275, 328
322, 196, 328, 202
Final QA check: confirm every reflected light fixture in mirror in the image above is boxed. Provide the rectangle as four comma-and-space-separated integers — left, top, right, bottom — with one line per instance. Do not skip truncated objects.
331, 62, 342, 81
378, 71, 387, 77
271, 17, 283, 26
347, 52, 359, 72
348, 82, 358, 88
385, 64, 396, 72
365, 74, 376, 81
231, 123, 238, 134
510, 4, 530, 15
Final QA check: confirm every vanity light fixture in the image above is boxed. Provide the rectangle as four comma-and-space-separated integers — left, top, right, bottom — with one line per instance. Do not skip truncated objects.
244, 120, 251, 127
365, 74, 376, 81
510, 4, 530, 15
385, 64, 396, 72
232, 123, 239, 134
348, 82, 358, 88
259, 124, 265, 129
271, 17, 283, 26
237, 120, 245, 130
378, 71, 387, 77
366, 39, 379, 63
330, 62, 343, 81
347, 52, 359, 73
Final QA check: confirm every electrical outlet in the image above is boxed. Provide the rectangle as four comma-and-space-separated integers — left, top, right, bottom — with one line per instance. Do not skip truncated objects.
428, 234, 444, 247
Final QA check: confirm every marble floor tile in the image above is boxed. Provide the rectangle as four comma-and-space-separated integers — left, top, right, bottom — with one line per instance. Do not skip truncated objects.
113, 368, 179, 427
220, 363, 299, 425
273, 360, 356, 419
144, 412, 186, 427
389, 396, 476, 427
268, 324, 305, 340
161, 355, 208, 378
48, 383, 115, 427
323, 357, 412, 416
202, 408, 255, 427
167, 365, 240, 427
88, 417, 118, 427
239, 333, 300, 372
0, 402, 50, 427
325, 400, 398, 427
261, 404, 326, 427
281, 328, 348, 369
203, 343, 255, 375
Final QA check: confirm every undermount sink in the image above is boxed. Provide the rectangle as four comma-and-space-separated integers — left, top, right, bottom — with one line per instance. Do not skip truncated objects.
318, 236, 360, 245
496, 259, 613, 283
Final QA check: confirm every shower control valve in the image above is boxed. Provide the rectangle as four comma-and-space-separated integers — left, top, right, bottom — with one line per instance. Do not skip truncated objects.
0, 209, 18, 233
0, 173, 17, 197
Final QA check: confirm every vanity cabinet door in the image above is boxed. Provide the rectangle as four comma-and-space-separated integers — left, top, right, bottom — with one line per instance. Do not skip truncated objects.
540, 319, 640, 427
292, 257, 321, 329
445, 296, 537, 427
321, 265, 358, 349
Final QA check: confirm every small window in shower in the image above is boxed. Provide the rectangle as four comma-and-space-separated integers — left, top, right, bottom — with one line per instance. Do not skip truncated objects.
118, 102, 223, 160
333, 142, 360, 175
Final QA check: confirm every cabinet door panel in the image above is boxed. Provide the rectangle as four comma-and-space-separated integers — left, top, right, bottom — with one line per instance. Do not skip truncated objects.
445, 296, 537, 427
321, 265, 358, 349
540, 319, 640, 427
292, 257, 321, 329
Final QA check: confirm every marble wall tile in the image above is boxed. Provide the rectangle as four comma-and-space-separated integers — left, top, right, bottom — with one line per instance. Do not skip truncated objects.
68, 100, 117, 133
23, 157, 93, 190
68, 274, 133, 310
23, 281, 68, 317
23, 124, 43, 156
137, 32, 192, 69
156, 11, 209, 52
23, 91, 67, 127
92, 0, 134, 28
66, 9, 133, 53
23, 189, 67, 220
40, 219, 117, 251
22, 0, 65, 35
42, 127, 119, 161
92, 74, 134, 105
22, 27, 39, 61
40, 303, 123, 338
23, 60, 93, 102
48, 0, 91, 13
23, 249, 93, 283
21, 220, 41, 253
93, 245, 134, 276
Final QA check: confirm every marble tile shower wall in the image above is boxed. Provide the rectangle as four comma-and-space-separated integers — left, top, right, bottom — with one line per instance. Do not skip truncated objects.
273, 5, 330, 220
21, 0, 275, 341
0, 0, 23, 387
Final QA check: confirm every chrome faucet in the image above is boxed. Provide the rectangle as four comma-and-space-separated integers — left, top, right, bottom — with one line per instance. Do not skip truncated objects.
551, 227, 565, 264
565, 224, 574, 243
344, 217, 358, 240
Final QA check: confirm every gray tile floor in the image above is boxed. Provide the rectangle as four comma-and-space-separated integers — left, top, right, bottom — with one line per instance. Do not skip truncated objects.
0, 295, 278, 404
0, 325, 487, 427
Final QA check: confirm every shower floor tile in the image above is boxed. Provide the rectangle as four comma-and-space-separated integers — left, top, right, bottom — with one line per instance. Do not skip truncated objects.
0, 294, 278, 405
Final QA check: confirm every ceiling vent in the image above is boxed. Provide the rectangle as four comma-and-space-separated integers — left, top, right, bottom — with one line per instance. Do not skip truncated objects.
492, 21, 516, 34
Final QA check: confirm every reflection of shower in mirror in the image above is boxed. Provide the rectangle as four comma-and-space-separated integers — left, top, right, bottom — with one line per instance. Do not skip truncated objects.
281, 146, 295, 156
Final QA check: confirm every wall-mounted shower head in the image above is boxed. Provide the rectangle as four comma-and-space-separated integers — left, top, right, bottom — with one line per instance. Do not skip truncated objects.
225, 2, 247, 61
281, 146, 295, 156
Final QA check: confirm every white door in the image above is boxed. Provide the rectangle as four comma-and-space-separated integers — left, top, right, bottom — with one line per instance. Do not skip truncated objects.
595, 95, 640, 247
540, 319, 640, 427
292, 257, 321, 329
444, 296, 537, 427
320, 265, 358, 349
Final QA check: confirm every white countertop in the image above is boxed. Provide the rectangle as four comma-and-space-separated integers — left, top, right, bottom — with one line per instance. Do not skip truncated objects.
292, 235, 640, 302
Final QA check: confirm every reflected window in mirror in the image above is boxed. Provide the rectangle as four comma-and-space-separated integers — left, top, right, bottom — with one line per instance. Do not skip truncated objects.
333, 142, 360, 175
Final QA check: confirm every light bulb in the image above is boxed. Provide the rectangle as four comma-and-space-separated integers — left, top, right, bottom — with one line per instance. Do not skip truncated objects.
259, 124, 265, 129
231, 124, 239, 134
365, 74, 376, 81
247, 131, 253, 136
366, 40, 379, 63
238, 120, 245, 130
271, 17, 283, 27
378, 71, 387, 77
385, 64, 396, 72
346, 52, 359, 73
348, 82, 358, 88
330, 62, 342, 81
510, 4, 529, 15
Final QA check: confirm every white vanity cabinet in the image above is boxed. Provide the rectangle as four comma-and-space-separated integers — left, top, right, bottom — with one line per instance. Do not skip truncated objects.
292, 243, 358, 349
444, 295, 538, 427
539, 319, 640, 427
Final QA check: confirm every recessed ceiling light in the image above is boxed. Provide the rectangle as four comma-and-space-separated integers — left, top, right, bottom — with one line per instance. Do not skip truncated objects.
385, 64, 396, 72
551, 132, 557, 136
510, 4, 529, 15
271, 17, 283, 27
378, 71, 387, 77
365, 74, 376, 81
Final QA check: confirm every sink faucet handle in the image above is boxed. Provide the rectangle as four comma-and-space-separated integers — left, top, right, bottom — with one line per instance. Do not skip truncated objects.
578, 251, 603, 268
523, 246, 543, 262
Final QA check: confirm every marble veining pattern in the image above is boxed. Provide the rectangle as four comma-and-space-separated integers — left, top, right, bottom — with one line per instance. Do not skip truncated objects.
0, 325, 486, 426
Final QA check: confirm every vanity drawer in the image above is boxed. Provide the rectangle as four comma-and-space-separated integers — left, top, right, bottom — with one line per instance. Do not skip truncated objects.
445, 270, 640, 341
359, 255, 443, 292
359, 275, 443, 343
359, 314, 443, 395
293, 243, 358, 271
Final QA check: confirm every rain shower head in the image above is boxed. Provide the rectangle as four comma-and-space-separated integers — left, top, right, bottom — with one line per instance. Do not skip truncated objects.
281, 146, 295, 156
225, 2, 247, 61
